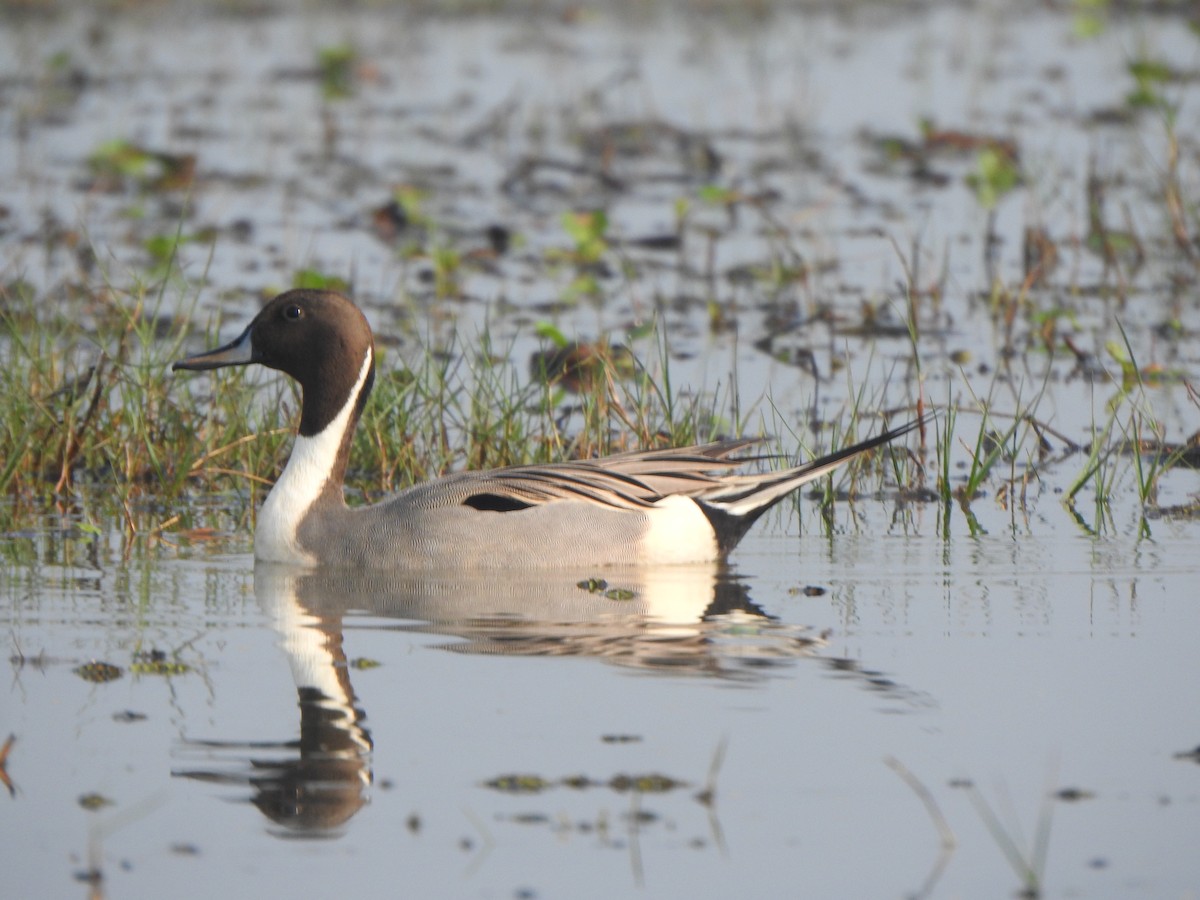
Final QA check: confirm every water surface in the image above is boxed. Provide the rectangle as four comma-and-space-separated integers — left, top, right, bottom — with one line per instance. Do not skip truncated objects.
3, 2, 1200, 897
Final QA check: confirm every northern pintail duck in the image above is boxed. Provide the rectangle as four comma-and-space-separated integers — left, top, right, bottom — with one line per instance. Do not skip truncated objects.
174, 290, 921, 569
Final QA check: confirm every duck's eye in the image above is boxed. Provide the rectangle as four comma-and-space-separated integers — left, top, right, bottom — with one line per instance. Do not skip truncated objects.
284, 304, 303, 320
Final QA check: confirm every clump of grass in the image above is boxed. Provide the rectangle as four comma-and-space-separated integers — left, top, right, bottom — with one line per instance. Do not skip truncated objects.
355, 314, 735, 495
551, 210, 612, 300
0, 279, 286, 536
1069, 326, 1194, 537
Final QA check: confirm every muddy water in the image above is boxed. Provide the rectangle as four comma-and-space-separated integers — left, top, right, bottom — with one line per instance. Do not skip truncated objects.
3, 2, 1200, 898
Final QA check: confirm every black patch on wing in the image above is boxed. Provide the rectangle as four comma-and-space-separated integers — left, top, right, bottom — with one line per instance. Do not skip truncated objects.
463, 493, 535, 512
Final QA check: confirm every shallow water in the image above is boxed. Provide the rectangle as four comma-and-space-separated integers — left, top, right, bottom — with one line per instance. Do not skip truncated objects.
4, 522, 1200, 898
3, 1, 1200, 898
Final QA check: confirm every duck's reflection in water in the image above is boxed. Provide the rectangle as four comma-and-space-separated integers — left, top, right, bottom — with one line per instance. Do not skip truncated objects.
173, 564, 865, 836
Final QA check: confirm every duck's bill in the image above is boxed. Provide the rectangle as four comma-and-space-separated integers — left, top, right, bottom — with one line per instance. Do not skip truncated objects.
172, 326, 255, 371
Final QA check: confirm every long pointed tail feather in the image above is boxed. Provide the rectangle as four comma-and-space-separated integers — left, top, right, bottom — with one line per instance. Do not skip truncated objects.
698, 415, 927, 554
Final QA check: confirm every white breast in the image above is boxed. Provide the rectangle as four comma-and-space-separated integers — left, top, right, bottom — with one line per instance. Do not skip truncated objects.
255, 351, 373, 565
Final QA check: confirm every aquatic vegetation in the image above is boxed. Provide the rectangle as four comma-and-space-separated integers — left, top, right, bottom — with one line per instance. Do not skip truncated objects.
77, 792, 116, 811
429, 245, 463, 298
1071, 0, 1110, 37
74, 661, 122, 683
317, 43, 359, 100
555, 210, 611, 298
292, 268, 351, 293
484, 771, 688, 795
1125, 56, 1177, 112
966, 146, 1022, 211
86, 139, 197, 193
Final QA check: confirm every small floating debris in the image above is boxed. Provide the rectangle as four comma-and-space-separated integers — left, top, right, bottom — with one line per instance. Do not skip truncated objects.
787, 584, 827, 597
0, 734, 15, 797
601, 734, 643, 744
485, 774, 555, 794
608, 773, 686, 793
1054, 787, 1096, 802
130, 660, 190, 676
78, 792, 115, 811
74, 661, 122, 683
131, 649, 189, 676
575, 577, 634, 600
73, 867, 103, 888
485, 771, 687, 794
507, 812, 551, 825
349, 657, 382, 670
1173, 745, 1200, 763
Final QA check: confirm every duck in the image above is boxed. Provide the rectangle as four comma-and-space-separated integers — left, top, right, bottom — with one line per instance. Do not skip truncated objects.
174, 289, 922, 569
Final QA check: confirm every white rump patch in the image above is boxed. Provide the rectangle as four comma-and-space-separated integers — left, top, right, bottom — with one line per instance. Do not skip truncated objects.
638, 495, 719, 564
255, 350, 373, 564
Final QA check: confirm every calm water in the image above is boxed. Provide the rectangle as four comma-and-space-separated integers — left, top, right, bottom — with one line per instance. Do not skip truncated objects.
3, 1, 1200, 897
4, 522, 1200, 897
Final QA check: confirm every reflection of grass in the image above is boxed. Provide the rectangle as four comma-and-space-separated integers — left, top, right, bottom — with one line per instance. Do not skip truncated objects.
964, 778, 1055, 899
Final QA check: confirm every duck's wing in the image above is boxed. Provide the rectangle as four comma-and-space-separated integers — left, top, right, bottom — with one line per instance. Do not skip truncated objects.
399, 440, 767, 513
394, 417, 921, 518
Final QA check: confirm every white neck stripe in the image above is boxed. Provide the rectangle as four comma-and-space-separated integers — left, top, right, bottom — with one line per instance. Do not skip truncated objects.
254, 349, 373, 564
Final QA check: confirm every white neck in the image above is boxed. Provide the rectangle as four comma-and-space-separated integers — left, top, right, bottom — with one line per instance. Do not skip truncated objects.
255, 350, 373, 565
